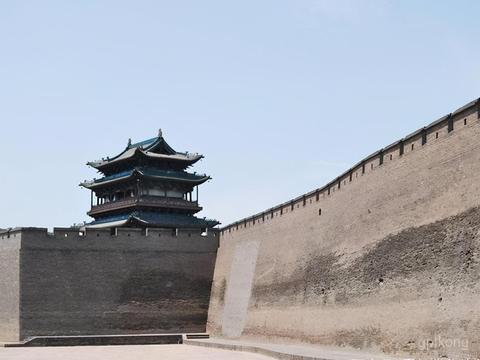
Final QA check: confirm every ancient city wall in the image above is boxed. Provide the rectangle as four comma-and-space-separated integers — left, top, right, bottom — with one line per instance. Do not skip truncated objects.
0, 227, 219, 342
208, 99, 480, 359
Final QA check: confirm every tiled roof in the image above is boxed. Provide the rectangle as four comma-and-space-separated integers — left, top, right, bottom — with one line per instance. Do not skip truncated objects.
80, 167, 210, 188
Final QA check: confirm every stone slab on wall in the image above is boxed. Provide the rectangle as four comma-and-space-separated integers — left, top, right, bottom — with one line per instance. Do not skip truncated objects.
0, 237, 20, 342
208, 101, 480, 359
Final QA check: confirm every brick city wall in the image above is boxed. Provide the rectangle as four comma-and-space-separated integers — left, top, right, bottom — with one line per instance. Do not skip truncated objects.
0, 227, 218, 342
208, 99, 480, 359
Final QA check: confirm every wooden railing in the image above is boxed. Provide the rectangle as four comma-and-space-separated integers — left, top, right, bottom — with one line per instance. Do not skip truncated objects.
88, 196, 201, 215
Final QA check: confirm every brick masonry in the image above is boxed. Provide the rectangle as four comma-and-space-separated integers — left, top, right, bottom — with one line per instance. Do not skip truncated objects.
0, 227, 219, 342
208, 99, 480, 359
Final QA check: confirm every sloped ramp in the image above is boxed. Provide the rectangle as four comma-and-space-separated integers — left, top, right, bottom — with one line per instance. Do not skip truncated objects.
183, 338, 404, 360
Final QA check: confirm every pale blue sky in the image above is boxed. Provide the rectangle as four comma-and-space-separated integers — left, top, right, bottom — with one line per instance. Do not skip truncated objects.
0, 1, 479, 229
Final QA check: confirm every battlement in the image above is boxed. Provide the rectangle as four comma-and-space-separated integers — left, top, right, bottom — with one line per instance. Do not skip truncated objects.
0, 226, 219, 252
0, 226, 218, 239
221, 98, 480, 235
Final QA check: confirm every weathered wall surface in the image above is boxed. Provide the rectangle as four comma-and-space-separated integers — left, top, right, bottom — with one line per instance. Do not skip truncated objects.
0, 227, 218, 341
0, 236, 20, 342
208, 100, 480, 359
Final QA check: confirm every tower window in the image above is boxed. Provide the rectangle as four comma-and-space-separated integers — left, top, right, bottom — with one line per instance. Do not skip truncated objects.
436, 132, 439, 139
464, 118, 467, 125
411, 143, 414, 150
318, 209, 322, 216
390, 154, 393, 160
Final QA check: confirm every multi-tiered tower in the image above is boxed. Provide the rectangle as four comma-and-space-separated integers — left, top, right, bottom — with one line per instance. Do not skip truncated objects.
81, 130, 219, 229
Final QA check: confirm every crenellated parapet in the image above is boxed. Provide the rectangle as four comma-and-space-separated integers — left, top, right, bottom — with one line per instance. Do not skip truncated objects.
0, 227, 219, 250
221, 97, 480, 236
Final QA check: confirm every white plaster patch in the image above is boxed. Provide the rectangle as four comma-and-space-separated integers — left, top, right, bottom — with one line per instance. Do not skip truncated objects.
221, 241, 260, 338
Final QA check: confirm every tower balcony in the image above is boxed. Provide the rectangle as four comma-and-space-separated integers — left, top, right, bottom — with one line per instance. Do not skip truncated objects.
88, 195, 202, 217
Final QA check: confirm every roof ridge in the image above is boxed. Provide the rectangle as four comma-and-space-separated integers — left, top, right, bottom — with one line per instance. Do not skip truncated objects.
128, 136, 159, 149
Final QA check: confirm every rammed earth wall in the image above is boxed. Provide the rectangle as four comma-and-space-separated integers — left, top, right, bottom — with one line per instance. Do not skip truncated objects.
0, 227, 218, 342
208, 99, 480, 359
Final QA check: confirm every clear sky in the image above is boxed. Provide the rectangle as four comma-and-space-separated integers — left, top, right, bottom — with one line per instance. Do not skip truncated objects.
0, 0, 479, 229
